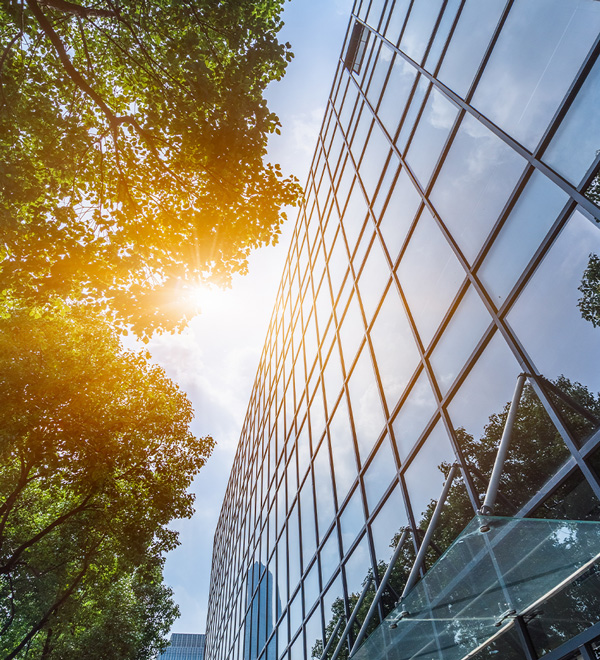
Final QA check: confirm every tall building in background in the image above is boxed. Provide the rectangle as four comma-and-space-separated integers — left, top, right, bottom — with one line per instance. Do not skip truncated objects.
158, 633, 206, 660
206, 1, 600, 659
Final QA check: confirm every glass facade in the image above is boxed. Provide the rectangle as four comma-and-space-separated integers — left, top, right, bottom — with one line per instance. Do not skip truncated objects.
158, 633, 206, 660
205, 1, 600, 659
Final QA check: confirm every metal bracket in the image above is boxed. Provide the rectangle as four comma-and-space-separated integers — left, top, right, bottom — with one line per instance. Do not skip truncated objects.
389, 608, 410, 629
494, 608, 517, 627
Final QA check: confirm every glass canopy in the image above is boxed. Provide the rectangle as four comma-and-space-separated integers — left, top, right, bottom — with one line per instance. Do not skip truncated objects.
351, 515, 600, 660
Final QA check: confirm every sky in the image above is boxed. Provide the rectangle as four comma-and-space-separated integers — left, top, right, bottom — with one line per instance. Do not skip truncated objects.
143, 0, 355, 634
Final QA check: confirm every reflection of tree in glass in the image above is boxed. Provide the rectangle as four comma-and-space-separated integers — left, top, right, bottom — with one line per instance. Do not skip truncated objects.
579, 170, 600, 328
579, 253, 600, 328
312, 377, 600, 658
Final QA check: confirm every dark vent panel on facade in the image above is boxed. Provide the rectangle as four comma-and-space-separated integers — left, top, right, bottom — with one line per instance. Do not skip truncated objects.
344, 21, 368, 74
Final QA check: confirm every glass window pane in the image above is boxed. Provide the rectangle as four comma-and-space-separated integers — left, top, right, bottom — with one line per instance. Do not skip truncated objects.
304, 606, 323, 660
347, 343, 387, 463
369, 284, 421, 414
339, 486, 366, 554
447, 331, 521, 441
377, 55, 419, 138
378, 167, 422, 264
320, 532, 342, 590
507, 210, 600, 402
357, 237, 391, 323
321, 575, 344, 650
398, 208, 465, 347
300, 475, 318, 567
287, 503, 302, 591
403, 421, 455, 528
322, 338, 344, 413
328, 394, 358, 504
479, 170, 568, 306
326, 228, 350, 297
399, 0, 444, 64
303, 560, 320, 613
341, 179, 368, 252
423, 0, 461, 74
369, 483, 408, 565
288, 589, 302, 638
430, 113, 526, 264
372, 152, 401, 220
358, 121, 391, 200
544, 56, 600, 186
437, 0, 506, 98
343, 535, 371, 598
366, 43, 393, 110
405, 87, 459, 189
472, 0, 600, 149
430, 285, 493, 396
338, 290, 365, 373
396, 76, 429, 153
277, 537, 288, 607
385, 0, 412, 46
391, 370, 438, 462
363, 436, 397, 514
312, 441, 335, 542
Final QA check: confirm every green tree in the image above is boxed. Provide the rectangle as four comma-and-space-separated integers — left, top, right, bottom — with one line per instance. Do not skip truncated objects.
0, 310, 214, 658
0, 0, 301, 337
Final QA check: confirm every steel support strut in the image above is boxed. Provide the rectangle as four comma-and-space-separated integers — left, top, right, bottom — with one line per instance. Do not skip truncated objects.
401, 463, 460, 600
480, 373, 527, 517
329, 577, 374, 660
349, 529, 411, 656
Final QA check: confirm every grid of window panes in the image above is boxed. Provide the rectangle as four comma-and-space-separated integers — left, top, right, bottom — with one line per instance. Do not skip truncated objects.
205, 1, 600, 659
158, 634, 206, 660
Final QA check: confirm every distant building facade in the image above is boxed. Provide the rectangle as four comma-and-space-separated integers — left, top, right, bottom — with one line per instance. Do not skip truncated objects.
206, 1, 600, 659
158, 633, 205, 660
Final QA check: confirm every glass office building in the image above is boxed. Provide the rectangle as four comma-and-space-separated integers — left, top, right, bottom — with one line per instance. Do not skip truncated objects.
158, 633, 206, 660
205, 1, 600, 659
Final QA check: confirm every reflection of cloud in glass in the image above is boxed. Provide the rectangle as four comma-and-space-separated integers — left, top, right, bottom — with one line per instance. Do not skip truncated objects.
430, 113, 526, 263
347, 344, 386, 461
471, 0, 600, 149
403, 422, 454, 523
397, 209, 464, 347
508, 210, 600, 393
329, 395, 358, 502
392, 370, 438, 461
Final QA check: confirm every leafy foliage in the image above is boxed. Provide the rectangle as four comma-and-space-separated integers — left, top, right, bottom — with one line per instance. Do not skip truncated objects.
578, 253, 600, 328
0, 310, 214, 658
0, 0, 301, 337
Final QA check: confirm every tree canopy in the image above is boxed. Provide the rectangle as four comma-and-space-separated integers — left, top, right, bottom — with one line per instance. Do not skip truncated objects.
0, 0, 301, 337
0, 310, 214, 658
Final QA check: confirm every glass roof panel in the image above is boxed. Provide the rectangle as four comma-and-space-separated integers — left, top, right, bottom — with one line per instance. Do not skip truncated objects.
352, 515, 600, 660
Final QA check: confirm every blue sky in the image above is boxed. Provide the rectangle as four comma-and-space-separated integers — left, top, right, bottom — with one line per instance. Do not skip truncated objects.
144, 0, 354, 634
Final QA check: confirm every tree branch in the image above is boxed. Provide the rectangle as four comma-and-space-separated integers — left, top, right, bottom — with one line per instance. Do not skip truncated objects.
38, 0, 117, 19
26, 0, 231, 196
0, 491, 96, 576
5, 544, 98, 660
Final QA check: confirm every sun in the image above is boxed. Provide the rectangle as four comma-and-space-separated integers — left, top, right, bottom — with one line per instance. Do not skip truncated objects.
181, 282, 229, 316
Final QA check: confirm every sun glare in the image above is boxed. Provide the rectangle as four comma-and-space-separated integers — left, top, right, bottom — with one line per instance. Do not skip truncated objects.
183, 283, 229, 317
